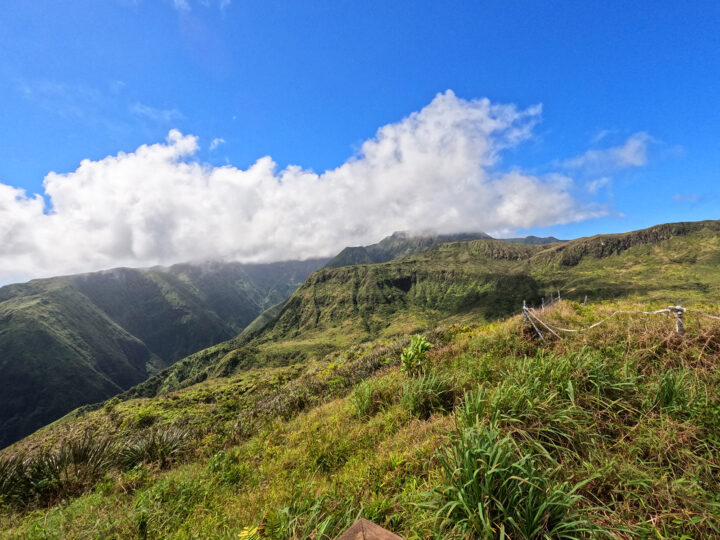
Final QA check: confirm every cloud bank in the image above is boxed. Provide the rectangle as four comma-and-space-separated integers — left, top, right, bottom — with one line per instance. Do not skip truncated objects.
562, 132, 652, 173
0, 91, 604, 283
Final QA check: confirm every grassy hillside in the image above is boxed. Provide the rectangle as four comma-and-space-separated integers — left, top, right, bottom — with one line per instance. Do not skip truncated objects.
3, 219, 720, 538
324, 231, 493, 268
0, 284, 161, 449
324, 231, 562, 269
122, 220, 720, 401
2, 299, 720, 538
0, 259, 327, 448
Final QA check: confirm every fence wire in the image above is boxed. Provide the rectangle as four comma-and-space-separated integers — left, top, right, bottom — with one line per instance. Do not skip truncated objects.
522, 300, 720, 341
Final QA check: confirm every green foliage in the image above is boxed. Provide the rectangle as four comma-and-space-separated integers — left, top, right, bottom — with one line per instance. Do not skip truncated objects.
117, 427, 191, 469
432, 425, 599, 539
206, 449, 250, 487
133, 406, 157, 428
0, 258, 327, 448
6, 286, 720, 538
103, 397, 121, 414
134, 474, 214, 538
262, 494, 358, 540
401, 372, 456, 419
656, 370, 690, 412
0, 432, 114, 505
457, 384, 491, 427
351, 378, 396, 418
325, 231, 493, 268
400, 335, 432, 375
132, 220, 720, 403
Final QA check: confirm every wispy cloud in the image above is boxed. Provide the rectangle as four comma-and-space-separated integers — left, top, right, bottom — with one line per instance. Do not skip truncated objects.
209, 137, 225, 151
172, 0, 190, 10
672, 193, 700, 203
130, 102, 184, 123
0, 91, 605, 283
590, 128, 619, 144
18, 80, 104, 120
586, 177, 611, 194
168, 0, 230, 10
562, 132, 652, 174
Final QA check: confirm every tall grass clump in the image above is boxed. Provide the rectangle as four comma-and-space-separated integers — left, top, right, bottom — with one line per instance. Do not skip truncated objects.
134, 474, 214, 539
118, 426, 192, 470
432, 425, 603, 539
0, 432, 115, 506
0, 454, 29, 506
207, 448, 251, 487
656, 370, 690, 412
260, 494, 359, 540
400, 335, 431, 375
401, 372, 456, 420
351, 378, 396, 418
457, 384, 491, 427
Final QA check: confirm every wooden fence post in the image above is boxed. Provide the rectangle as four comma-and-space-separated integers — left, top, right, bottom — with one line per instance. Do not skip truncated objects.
668, 303, 685, 334
523, 300, 546, 343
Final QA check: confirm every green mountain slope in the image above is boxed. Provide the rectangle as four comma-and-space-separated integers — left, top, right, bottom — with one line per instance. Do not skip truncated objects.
4, 220, 720, 538
3, 298, 720, 538
121, 220, 720, 401
324, 231, 562, 268
324, 231, 493, 268
0, 259, 327, 448
501, 234, 563, 244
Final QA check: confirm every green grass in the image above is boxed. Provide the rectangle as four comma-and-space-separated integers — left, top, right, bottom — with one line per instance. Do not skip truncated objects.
3, 299, 720, 538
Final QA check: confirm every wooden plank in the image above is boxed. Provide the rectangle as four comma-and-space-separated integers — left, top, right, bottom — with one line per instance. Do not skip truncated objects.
335, 518, 404, 540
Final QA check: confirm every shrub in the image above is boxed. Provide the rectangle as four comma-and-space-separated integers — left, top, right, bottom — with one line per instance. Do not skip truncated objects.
432, 425, 601, 539
0, 454, 29, 505
401, 372, 456, 420
400, 335, 431, 376
0, 432, 115, 506
118, 427, 191, 469
103, 396, 121, 414
134, 406, 157, 428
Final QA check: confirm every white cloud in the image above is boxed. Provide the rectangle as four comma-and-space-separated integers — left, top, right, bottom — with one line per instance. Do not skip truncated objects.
209, 137, 225, 151
18, 80, 104, 120
0, 91, 604, 283
563, 132, 652, 173
586, 177, 611, 194
169, 0, 229, 9
590, 128, 618, 144
672, 193, 700, 203
130, 102, 184, 123
172, 0, 190, 10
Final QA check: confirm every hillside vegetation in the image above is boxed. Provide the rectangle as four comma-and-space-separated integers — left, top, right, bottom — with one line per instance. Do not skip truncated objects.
324, 231, 561, 268
2, 299, 720, 538
0, 259, 327, 447
3, 219, 720, 538
122, 220, 720, 401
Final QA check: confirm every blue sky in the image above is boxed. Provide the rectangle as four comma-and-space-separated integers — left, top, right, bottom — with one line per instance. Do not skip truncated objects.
0, 0, 718, 280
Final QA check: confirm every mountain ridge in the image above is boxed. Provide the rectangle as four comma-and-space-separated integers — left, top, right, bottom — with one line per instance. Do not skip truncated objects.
116, 219, 720, 403
0, 258, 328, 447
324, 231, 562, 268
